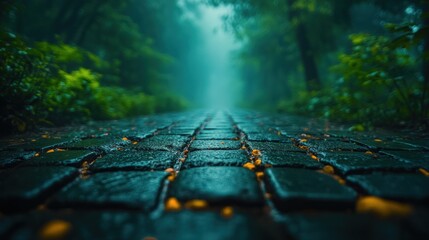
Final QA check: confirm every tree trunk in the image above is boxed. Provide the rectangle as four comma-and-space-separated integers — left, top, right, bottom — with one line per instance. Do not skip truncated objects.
286, 0, 321, 91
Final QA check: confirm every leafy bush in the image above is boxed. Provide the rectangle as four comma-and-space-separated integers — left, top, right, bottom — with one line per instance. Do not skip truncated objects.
279, 31, 428, 127
0, 33, 187, 133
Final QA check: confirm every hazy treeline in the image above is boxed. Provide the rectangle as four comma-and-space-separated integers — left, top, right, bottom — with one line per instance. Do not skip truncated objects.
0, 0, 206, 133
209, 0, 429, 127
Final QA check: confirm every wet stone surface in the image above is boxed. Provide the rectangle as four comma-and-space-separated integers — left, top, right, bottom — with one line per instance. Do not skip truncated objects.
263, 152, 324, 169
189, 140, 241, 151
22, 150, 97, 167
0, 110, 428, 239
91, 150, 177, 171
196, 132, 238, 140
132, 135, 190, 151
320, 152, 416, 175
168, 166, 264, 206
247, 141, 304, 152
0, 151, 35, 169
382, 150, 429, 170
183, 150, 248, 169
347, 173, 429, 202
265, 168, 357, 211
0, 166, 78, 211
63, 137, 129, 151
0, 137, 73, 152
284, 213, 411, 240
50, 171, 168, 211
299, 138, 368, 152
352, 138, 424, 151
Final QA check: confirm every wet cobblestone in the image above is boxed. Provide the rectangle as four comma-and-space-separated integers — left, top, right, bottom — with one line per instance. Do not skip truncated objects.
0, 110, 428, 239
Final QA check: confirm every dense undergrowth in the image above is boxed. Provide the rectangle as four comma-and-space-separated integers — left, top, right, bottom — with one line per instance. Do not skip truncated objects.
0, 32, 186, 133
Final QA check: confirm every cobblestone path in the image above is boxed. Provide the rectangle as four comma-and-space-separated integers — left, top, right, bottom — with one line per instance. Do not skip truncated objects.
0, 110, 428, 239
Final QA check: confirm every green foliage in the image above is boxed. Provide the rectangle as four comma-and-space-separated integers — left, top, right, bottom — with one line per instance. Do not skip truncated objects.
280, 30, 427, 126
0, 33, 187, 133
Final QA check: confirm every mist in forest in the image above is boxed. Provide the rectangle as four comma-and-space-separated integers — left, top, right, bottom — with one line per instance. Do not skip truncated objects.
1, 0, 428, 133
176, 3, 241, 108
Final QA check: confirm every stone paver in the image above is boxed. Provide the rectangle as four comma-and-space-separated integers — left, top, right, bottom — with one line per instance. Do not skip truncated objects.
189, 140, 241, 151
0, 166, 78, 211
168, 166, 264, 206
91, 150, 177, 171
265, 168, 357, 211
382, 150, 429, 170
50, 171, 168, 211
347, 173, 429, 202
247, 141, 303, 152
22, 150, 97, 167
183, 150, 248, 168
0, 110, 428, 239
284, 213, 411, 240
264, 152, 323, 169
0, 151, 34, 169
299, 138, 368, 152
320, 152, 416, 175
132, 135, 190, 151
63, 137, 128, 151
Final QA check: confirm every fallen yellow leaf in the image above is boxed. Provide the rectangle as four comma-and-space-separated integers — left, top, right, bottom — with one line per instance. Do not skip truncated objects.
251, 149, 261, 156
167, 175, 176, 182
418, 168, 429, 176
356, 196, 413, 218
243, 162, 256, 171
165, 197, 181, 211
46, 149, 55, 153
39, 220, 71, 240
254, 159, 262, 166
256, 171, 264, 180
374, 138, 383, 142
185, 199, 208, 210
322, 165, 335, 174
143, 237, 157, 240
221, 206, 234, 218
310, 154, 319, 161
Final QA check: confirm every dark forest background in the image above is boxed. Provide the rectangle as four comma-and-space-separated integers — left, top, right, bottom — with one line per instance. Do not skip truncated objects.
1, 0, 428, 133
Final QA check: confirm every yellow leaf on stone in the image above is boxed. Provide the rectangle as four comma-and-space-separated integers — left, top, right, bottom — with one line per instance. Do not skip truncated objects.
254, 159, 262, 166
374, 138, 383, 142
122, 137, 128, 141
46, 149, 55, 153
39, 220, 71, 240
418, 168, 429, 176
165, 197, 181, 211
251, 149, 261, 156
143, 237, 157, 240
243, 162, 256, 171
221, 206, 234, 218
322, 165, 335, 174
256, 171, 264, 181
185, 199, 208, 210
356, 196, 413, 218
310, 154, 319, 161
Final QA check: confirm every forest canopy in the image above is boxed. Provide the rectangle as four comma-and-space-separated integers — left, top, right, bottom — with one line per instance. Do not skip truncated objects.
208, 0, 429, 128
1, 0, 428, 133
